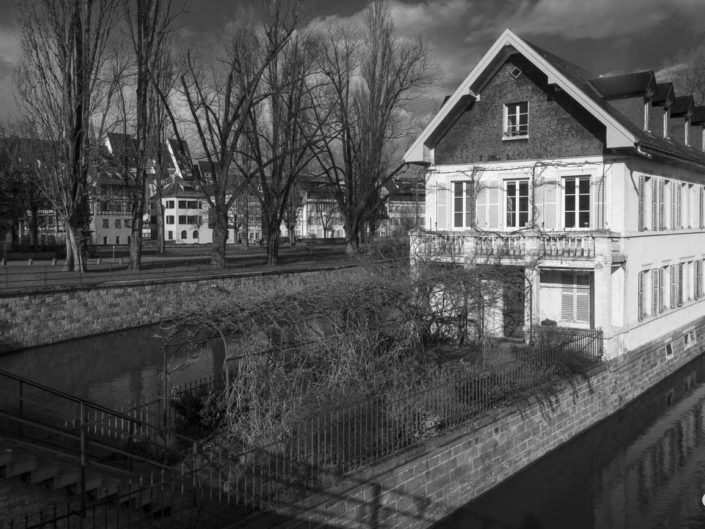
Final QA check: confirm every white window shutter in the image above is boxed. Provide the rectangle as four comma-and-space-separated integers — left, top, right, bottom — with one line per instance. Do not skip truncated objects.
561, 272, 574, 321
638, 176, 645, 231
576, 273, 591, 323
437, 184, 448, 230
488, 187, 500, 230
476, 187, 487, 229
594, 178, 605, 230
540, 182, 557, 230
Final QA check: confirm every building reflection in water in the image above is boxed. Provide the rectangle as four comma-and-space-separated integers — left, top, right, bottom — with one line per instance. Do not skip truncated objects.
436, 357, 705, 529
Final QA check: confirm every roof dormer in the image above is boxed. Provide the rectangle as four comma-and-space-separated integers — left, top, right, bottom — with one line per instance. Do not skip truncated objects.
669, 95, 695, 145
650, 82, 674, 137
589, 71, 656, 132
692, 106, 705, 152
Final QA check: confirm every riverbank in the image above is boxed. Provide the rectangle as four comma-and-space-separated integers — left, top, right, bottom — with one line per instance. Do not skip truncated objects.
0, 264, 359, 353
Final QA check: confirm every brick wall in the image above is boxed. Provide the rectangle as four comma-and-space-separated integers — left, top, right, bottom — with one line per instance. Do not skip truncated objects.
0, 266, 356, 353
434, 56, 605, 165
250, 317, 705, 529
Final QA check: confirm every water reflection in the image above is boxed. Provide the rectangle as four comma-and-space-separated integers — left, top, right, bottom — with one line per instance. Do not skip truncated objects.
0, 326, 222, 409
436, 354, 705, 529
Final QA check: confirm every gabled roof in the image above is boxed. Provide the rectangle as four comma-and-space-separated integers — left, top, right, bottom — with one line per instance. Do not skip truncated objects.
589, 71, 655, 99
652, 82, 674, 106
671, 96, 695, 117
692, 106, 705, 126
404, 29, 705, 168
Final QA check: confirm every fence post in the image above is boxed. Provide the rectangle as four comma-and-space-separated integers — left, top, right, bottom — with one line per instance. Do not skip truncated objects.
79, 401, 87, 514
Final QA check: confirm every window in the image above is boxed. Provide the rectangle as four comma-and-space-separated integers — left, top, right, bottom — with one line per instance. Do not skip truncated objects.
452, 181, 475, 228
684, 330, 697, 349
116, 236, 120, 245
564, 176, 590, 228
102, 219, 109, 229
180, 230, 187, 239
560, 271, 591, 324
167, 231, 173, 240
198, 201, 202, 209
115, 219, 121, 229
503, 102, 528, 138
186, 215, 198, 224
166, 215, 174, 225
696, 260, 703, 300
187, 200, 198, 209
506, 180, 529, 228
670, 264, 680, 309
178, 200, 187, 209
103, 236, 107, 245
192, 230, 199, 239
178, 215, 187, 224
651, 268, 661, 316
124, 219, 131, 228
166, 200, 174, 209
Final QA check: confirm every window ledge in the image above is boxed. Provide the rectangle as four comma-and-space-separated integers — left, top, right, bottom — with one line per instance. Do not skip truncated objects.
502, 135, 528, 141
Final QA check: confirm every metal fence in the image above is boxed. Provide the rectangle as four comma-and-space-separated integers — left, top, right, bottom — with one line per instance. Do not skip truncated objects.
3, 328, 603, 528
0, 251, 350, 292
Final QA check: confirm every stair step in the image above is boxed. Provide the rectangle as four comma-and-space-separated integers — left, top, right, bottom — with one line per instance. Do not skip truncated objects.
49, 468, 80, 490
90, 478, 121, 500
27, 462, 61, 484
2, 455, 37, 478
68, 473, 103, 495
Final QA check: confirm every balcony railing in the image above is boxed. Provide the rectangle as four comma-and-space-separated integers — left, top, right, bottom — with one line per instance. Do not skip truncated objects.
412, 230, 606, 262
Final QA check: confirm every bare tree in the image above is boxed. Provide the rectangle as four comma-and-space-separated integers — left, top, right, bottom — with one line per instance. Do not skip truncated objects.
310, 1, 431, 254
15, 0, 119, 272
177, 1, 298, 267
121, 0, 180, 269
660, 43, 705, 104
240, 16, 322, 265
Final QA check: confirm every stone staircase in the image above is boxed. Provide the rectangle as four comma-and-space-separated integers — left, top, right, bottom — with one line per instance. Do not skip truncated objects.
0, 438, 177, 527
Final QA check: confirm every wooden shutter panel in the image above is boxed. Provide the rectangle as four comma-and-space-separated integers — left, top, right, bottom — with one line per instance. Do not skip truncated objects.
638, 271, 644, 321
488, 187, 500, 230
575, 273, 591, 323
560, 272, 574, 322
543, 182, 557, 230
659, 180, 665, 230
638, 175, 645, 231
652, 179, 659, 230
652, 268, 659, 316
594, 178, 605, 230
437, 184, 448, 230
670, 264, 677, 308
476, 187, 487, 229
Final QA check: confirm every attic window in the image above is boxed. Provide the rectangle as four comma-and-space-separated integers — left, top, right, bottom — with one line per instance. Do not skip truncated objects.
509, 66, 522, 80
503, 102, 529, 139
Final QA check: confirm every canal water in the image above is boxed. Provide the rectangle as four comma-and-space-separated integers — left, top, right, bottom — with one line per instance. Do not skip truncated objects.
435, 353, 705, 529
0, 326, 224, 409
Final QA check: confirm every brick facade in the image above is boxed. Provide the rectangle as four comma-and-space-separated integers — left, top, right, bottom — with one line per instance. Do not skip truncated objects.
250, 318, 705, 529
434, 56, 605, 165
0, 267, 356, 353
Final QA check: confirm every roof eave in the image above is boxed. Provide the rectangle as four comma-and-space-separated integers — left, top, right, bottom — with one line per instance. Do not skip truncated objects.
404, 29, 636, 164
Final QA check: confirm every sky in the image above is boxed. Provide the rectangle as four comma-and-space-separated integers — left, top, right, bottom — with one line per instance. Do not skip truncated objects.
0, 0, 702, 127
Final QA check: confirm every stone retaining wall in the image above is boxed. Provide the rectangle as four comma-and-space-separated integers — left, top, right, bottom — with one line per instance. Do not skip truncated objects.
254, 316, 705, 529
0, 266, 356, 353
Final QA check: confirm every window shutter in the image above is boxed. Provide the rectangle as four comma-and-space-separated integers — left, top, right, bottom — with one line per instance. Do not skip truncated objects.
658, 268, 665, 313
659, 180, 666, 230
594, 178, 605, 230
670, 264, 677, 308
465, 182, 475, 228
543, 182, 557, 230
475, 187, 487, 229
652, 179, 660, 230
701, 186, 705, 229
436, 184, 448, 230
488, 187, 500, 230
561, 272, 574, 321
671, 181, 677, 229
638, 175, 645, 231
652, 268, 659, 316
638, 271, 644, 321
575, 273, 591, 323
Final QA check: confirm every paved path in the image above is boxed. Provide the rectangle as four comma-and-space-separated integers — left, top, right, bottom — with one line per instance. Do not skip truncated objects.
0, 244, 350, 292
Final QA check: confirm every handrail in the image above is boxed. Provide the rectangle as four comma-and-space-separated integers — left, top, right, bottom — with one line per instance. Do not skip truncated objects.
0, 367, 197, 446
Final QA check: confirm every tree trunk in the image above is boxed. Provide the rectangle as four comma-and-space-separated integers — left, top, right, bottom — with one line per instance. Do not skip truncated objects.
264, 215, 280, 265
156, 188, 165, 254
211, 206, 227, 267
129, 216, 143, 271
288, 226, 295, 246
65, 223, 87, 272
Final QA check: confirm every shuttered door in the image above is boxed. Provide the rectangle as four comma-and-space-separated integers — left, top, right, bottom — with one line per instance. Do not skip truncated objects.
560, 271, 591, 324
437, 183, 448, 230
561, 272, 574, 322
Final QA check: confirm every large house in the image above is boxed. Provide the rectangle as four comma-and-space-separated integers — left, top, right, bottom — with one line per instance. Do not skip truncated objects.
405, 30, 705, 359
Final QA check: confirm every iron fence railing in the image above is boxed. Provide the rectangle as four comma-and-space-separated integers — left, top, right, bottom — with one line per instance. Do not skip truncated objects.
2, 328, 603, 528
0, 251, 351, 292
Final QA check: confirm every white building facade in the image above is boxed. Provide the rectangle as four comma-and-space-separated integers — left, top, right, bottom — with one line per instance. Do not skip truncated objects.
406, 30, 705, 360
